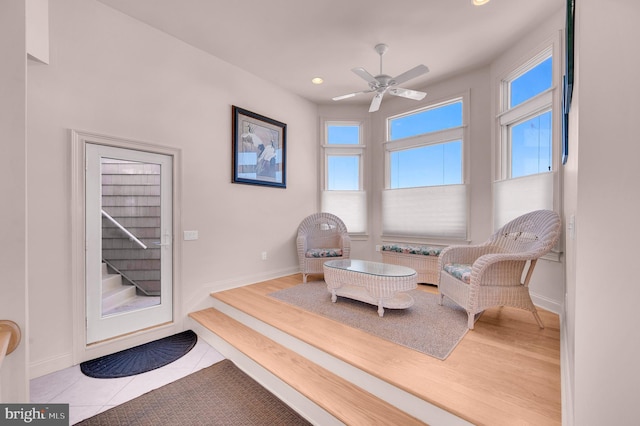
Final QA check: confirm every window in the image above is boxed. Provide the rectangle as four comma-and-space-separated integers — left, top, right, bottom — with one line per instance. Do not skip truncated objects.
321, 121, 367, 233
327, 155, 359, 190
327, 125, 360, 145
504, 56, 553, 179
389, 101, 462, 140
509, 57, 553, 108
509, 111, 552, 178
383, 97, 468, 240
494, 48, 557, 229
386, 99, 464, 189
389, 141, 462, 188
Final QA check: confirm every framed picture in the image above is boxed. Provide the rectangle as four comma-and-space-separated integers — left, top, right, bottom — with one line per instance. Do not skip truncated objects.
562, 0, 575, 165
232, 106, 287, 188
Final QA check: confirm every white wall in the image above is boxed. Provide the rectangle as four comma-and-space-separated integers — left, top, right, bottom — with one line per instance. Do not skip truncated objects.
563, 3, 580, 418
25, 1, 640, 421
23, 0, 574, 383
0, 0, 29, 402
26, 0, 50, 64
27, 0, 319, 376
570, 0, 640, 423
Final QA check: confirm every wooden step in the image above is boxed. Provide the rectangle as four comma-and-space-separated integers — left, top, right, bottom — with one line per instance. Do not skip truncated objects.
211, 284, 464, 413
189, 307, 425, 426
196, 276, 561, 426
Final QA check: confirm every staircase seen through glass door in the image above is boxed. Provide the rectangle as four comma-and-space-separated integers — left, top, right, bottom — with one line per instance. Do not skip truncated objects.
86, 143, 173, 344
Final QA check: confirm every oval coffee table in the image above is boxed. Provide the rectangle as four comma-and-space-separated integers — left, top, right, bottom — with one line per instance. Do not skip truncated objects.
323, 259, 418, 317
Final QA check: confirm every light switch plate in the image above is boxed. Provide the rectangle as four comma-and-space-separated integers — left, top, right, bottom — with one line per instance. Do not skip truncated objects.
184, 230, 198, 241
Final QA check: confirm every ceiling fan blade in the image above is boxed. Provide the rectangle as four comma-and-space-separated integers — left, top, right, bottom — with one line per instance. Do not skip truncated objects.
392, 64, 429, 86
369, 92, 384, 112
332, 90, 373, 101
389, 87, 427, 100
332, 93, 357, 101
352, 67, 379, 85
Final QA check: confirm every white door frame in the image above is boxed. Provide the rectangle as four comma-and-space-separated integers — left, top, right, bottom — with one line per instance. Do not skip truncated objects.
86, 143, 173, 343
71, 130, 182, 363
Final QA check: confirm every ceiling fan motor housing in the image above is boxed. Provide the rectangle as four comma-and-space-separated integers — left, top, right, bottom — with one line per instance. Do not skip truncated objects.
372, 74, 394, 90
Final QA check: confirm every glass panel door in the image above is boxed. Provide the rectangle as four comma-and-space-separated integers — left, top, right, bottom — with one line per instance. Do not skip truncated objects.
85, 143, 173, 344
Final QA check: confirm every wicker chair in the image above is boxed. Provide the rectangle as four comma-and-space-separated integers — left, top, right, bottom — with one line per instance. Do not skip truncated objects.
296, 212, 351, 283
438, 210, 561, 329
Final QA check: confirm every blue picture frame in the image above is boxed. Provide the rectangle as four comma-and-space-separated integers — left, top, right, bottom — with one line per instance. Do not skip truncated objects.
562, 0, 575, 165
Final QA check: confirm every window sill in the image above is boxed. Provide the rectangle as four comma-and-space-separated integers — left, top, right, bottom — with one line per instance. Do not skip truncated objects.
348, 233, 370, 241
541, 250, 563, 263
381, 235, 471, 247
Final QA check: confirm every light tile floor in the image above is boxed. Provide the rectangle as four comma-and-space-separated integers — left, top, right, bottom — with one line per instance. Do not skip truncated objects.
30, 337, 225, 425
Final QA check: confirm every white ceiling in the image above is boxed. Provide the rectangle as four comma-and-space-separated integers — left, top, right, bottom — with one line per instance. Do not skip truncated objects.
97, 0, 563, 106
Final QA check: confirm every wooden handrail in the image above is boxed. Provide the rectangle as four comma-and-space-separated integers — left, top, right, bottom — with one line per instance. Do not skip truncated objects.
0, 320, 21, 370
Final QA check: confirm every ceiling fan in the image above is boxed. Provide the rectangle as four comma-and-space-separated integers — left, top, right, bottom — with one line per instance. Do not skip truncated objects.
332, 43, 429, 112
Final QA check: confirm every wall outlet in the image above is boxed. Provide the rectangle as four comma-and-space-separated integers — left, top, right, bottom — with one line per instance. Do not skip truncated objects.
261, 251, 268, 261
183, 230, 198, 241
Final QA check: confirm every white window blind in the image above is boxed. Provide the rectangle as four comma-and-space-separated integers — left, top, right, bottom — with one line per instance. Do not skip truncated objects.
321, 190, 367, 234
382, 185, 468, 239
493, 172, 554, 229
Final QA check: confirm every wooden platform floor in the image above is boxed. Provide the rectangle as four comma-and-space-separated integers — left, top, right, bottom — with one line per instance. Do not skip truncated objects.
206, 274, 561, 425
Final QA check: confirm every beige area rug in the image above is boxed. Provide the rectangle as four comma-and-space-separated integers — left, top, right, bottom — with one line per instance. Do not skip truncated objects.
269, 281, 475, 360
77, 360, 310, 425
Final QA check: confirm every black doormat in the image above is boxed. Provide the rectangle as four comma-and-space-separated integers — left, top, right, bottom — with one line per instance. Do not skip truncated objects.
80, 330, 198, 379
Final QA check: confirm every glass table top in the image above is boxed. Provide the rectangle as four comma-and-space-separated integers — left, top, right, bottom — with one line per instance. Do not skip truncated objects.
323, 259, 417, 278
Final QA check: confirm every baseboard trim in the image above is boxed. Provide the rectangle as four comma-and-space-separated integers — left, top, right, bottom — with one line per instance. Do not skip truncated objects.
531, 291, 562, 315
30, 353, 74, 379
183, 266, 299, 314
560, 305, 574, 425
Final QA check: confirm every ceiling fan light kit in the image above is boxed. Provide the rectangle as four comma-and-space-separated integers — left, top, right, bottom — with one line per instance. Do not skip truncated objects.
332, 43, 429, 112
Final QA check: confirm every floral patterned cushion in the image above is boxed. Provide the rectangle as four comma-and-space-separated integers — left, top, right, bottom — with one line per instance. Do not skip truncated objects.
444, 263, 472, 284
381, 244, 442, 256
305, 248, 343, 258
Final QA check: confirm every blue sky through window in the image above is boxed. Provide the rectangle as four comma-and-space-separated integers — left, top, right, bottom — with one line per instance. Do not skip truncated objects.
508, 54, 553, 177
389, 101, 462, 141
327, 125, 359, 144
510, 111, 552, 177
387, 101, 463, 188
327, 155, 359, 190
510, 57, 552, 108
326, 124, 361, 190
390, 141, 462, 189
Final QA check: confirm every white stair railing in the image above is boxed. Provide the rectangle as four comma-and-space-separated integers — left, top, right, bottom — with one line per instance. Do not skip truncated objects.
101, 209, 147, 249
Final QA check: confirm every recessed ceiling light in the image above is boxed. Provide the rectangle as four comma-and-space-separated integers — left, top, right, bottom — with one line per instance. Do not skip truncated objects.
473, 0, 490, 5
311, 77, 324, 85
